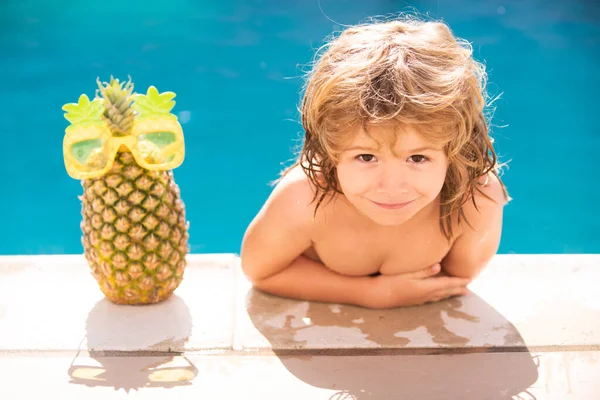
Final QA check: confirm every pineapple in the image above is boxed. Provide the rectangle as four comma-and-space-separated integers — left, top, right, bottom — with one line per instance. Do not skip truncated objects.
64, 77, 189, 305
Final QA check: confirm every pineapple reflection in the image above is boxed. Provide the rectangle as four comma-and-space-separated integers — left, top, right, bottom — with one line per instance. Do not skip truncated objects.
68, 294, 197, 391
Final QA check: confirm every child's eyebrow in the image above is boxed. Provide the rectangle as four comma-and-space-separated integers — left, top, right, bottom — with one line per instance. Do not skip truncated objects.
344, 145, 440, 153
407, 146, 440, 153
344, 145, 379, 152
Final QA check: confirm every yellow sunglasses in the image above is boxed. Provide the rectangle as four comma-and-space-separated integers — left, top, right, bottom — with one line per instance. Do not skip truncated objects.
62, 83, 185, 180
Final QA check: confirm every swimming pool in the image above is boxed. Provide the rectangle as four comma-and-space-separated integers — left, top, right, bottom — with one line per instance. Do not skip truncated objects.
1, 0, 599, 255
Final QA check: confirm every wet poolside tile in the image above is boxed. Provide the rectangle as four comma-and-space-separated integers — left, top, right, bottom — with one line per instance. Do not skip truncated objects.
233, 254, 600, 351
1, 351, 598, 399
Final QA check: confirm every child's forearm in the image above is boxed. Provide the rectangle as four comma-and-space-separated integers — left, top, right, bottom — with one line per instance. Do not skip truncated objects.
251, 255, 377, 307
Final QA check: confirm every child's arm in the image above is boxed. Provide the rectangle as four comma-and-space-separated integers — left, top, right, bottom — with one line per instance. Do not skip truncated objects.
241, 170, 471, 308
240, 173, 376, 307
246, 254, 379, 307
248, 255, 470, 308
441, 173, 507, 279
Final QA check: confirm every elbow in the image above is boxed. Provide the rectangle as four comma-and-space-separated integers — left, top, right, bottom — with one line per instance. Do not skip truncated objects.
239, 240, 265, 284
243, 271, 269, 289
240, 258, 264, 285
239, 260, 277, 295
239, 254, 278, 287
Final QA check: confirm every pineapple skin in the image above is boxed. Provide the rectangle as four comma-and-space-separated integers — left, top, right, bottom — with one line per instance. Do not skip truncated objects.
80, 150, 189, 305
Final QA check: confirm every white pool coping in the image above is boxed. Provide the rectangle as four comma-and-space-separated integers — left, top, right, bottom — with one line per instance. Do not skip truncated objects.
0, 253, 599, 354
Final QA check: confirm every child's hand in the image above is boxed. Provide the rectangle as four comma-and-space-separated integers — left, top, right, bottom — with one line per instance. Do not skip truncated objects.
367, 263, 471, 309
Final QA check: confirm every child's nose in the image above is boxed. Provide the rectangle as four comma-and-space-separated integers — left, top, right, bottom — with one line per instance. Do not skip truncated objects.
377, 165, 409, 194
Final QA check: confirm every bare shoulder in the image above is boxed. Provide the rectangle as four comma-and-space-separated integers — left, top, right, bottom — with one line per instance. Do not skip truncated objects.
267, 164, 318, 221
240, 164, 317, 281
464, 172, 507, 218
478, 172, 508, 203
246, 164, 317, 238
442, 172, 507, 278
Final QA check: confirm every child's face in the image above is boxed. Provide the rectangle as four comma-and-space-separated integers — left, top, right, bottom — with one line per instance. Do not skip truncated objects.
336, 125, 448, 226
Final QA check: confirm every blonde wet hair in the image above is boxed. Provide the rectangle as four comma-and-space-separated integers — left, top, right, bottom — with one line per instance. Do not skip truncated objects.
285, 15, 508, 240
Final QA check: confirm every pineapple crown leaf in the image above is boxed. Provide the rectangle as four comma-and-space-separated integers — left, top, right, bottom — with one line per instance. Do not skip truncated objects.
62, 94, 105, 125
132, 85, 177, 117
95, 76, 135, 106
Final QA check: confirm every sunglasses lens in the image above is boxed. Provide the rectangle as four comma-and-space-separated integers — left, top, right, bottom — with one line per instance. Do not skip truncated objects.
140, 131, 176, 147
70, 138, 110, 172
137, 132, 177, 165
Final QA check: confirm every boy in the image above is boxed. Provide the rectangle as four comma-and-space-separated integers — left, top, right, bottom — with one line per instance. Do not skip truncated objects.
241, 16, 509, 309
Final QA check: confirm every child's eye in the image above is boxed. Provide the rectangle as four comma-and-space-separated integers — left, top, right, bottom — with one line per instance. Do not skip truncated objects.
356, 154, 377, 163
408, 155, 429, 164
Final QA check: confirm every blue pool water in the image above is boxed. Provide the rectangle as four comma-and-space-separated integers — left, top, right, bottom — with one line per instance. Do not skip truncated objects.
1, 0, 599, 255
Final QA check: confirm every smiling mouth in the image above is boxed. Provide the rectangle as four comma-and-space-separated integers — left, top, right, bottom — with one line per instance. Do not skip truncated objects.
371, 199, 414, 210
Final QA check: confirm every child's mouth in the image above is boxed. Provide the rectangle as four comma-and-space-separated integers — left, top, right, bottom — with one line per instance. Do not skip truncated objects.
371, 199, 414, 210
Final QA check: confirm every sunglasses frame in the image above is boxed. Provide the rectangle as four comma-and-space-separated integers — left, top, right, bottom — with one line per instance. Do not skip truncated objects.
63, 117, 184, 180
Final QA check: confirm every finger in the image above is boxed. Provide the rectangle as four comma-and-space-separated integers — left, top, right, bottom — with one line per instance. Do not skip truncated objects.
420, 276, 471, 292
436, 286, 469, 300
427, 287, 469, 303
405, 263, 441, 280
